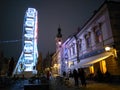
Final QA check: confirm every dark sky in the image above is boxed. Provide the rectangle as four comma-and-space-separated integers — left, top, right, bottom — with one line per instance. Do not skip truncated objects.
0, 0, 105, 60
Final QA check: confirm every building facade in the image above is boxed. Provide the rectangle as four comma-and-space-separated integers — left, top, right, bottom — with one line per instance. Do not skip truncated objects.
51, 27, 62, 76
61, 1, 120, 82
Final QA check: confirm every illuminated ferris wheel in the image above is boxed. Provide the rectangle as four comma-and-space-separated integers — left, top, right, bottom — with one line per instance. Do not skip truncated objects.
13, 8, 38, 75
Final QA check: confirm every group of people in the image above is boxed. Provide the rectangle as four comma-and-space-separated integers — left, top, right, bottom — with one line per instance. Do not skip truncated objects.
73, 68, 86, 87
63, 68, 86, 87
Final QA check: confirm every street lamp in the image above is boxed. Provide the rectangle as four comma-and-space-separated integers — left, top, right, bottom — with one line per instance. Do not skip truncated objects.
105, 46, 117, 58
65, 61, 67, 64
105, 46, 111, 51
65, 60, 68, 72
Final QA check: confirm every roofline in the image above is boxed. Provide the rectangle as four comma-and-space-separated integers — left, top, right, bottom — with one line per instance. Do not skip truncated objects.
77, 0, 120, 36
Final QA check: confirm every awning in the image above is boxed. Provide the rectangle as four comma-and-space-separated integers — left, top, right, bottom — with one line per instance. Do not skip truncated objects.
77, 51, 113, 68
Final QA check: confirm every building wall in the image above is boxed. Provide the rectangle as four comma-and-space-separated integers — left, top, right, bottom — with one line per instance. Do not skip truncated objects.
106, 56, 120, 75
51, 52, 58, 76
83, 2, 120, 82
59, 1, 120, 82
108, 2, 120, 62
106, 2, 120, 77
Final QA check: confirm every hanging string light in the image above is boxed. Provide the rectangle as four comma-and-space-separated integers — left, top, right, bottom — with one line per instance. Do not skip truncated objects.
0, 39, 22, 44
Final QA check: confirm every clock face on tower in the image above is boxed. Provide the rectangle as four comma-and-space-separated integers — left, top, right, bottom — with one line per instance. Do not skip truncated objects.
56, 37, 62, 50
58, 39, 62, 45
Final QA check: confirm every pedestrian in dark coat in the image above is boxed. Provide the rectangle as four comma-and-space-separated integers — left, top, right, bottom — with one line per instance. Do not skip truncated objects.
63, 71, 66, 77
8, 57, 15, 77
46, 71, 50, 80
73, 69, 79, 86
78, 68, 86, 87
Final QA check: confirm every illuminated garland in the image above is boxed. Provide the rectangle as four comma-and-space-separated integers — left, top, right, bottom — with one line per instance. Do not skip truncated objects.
0, 39, 22, 43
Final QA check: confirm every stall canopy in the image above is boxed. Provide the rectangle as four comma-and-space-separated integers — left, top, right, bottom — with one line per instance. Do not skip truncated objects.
77, 51, 113, 68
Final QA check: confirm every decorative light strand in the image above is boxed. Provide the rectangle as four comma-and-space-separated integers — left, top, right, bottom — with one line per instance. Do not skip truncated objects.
0, 39, 22, 44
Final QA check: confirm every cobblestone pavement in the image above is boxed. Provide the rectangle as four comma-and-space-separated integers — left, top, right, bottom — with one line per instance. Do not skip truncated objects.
49, 77, 120, 90
0, 77, 120, 90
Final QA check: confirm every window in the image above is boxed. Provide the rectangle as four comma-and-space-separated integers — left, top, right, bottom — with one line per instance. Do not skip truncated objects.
95, 29, 102, 43
64, 48, 68, 59
85, 32, 91, 48
69, 48, 72, 56
78, 39, 82, 51
94, 23, 103, 43
89, 65, 94, 74
72, 43, 75, 55
69, 61, 74, 68
100, 60, 107, 74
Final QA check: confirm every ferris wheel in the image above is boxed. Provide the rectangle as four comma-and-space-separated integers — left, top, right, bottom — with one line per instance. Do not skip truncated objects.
13, 8, 38, 75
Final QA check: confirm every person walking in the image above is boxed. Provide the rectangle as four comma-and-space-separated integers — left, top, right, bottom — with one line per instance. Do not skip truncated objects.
63, 71, 66, 77
46, 71, 50, 80
78, 68, 86, 87
73, 69, 79, 86
8, 57, 15, 77
69, 70, 73, 78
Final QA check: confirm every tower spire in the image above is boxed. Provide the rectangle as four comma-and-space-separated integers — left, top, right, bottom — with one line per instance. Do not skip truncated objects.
56, 25, 62, 50
56, 25, 62, 38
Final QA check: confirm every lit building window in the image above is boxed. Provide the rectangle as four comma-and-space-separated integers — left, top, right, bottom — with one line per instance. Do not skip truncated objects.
69, 61, 74, 68
100, 60, 107, 74
89, 65, 94, 74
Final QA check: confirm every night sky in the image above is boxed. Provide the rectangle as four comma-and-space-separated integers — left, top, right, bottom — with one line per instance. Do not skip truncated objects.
0, 0, 104, 60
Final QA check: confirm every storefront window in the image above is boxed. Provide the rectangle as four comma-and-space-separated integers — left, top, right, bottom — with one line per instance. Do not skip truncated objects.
100, 60, 107, 74
89, 65, 94, 74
